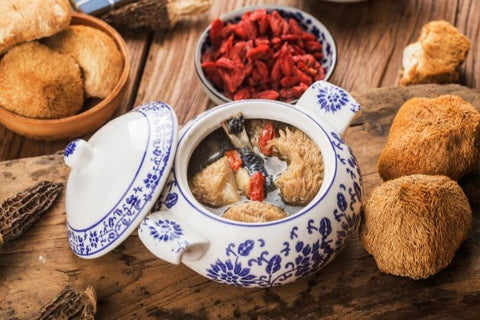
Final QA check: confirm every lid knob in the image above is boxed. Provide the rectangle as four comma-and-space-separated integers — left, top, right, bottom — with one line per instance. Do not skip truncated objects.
64, 139, 95, 170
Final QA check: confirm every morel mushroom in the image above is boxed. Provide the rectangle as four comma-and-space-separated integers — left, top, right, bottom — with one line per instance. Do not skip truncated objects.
37, 285, 97, 320
223, 202, 287, 223
267, 127, 324, 206
378, 95, 480, 181
100, 0, 211, 31
360, 174, 472, 279
0, 181, 63, 245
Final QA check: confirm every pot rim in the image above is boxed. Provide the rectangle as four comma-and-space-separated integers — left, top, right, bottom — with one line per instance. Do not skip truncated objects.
173, 99, 340, 227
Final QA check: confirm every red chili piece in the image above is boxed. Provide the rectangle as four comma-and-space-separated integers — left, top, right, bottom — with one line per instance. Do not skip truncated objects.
249, 171, 265, 202
258, 122, 276, 155
201, 9, 326, 102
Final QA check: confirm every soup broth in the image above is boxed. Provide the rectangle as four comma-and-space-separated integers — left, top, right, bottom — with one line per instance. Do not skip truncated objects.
188, 114, 324, 223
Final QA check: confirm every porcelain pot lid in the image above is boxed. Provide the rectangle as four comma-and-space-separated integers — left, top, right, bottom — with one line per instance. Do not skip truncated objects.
64, 101, 178, 258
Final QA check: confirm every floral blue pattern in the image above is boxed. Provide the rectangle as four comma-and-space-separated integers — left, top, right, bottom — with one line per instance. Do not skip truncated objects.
139, 216, 190, 255
64, 140, 78, 158
206, 216, 338, 287
316, 84, 360, 114
153, 179, 179, 211
204, 129, 362, 287
67, 102, 175, 257
147, 218, 183, 242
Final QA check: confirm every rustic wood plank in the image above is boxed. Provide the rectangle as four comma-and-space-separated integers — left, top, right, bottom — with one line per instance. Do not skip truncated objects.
1, 84, 479, 319
2, 0, 480, 318
0, 33, 151, 161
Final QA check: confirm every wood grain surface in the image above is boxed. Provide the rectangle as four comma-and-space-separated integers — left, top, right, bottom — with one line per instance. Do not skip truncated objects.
1, 84, 479, 319
1, 0, 480, 319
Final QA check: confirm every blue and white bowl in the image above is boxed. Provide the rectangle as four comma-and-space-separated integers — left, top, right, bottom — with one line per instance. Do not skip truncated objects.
138, 81, 362, 287
194, 5, 338, 104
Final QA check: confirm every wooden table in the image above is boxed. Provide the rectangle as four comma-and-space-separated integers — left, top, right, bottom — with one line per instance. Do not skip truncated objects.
1, 0, 480, 319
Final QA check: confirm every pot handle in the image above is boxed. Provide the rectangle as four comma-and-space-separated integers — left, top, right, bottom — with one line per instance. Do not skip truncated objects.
139, 210, 209, 264
296, 81, 361, 135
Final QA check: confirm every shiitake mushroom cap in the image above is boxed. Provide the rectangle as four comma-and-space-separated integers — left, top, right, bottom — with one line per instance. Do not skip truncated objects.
360, 174, 472, 279
378, 95, 480, 181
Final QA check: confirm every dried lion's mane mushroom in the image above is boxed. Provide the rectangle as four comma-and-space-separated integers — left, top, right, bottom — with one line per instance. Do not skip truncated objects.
360, 174, 472, 279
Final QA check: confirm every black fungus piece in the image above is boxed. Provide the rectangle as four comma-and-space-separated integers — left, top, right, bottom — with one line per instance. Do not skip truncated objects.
226, 115, 245, 134
238, 147, 274, 192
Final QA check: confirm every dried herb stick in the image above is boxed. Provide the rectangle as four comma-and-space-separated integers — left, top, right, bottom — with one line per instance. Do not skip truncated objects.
0, 181, 63, 245
37, 286, 97, 320
100, 0, 211, 31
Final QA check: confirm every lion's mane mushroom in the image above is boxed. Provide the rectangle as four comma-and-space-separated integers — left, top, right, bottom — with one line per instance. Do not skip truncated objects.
378, 95, 480, 181
223, 201, 287, 223
360, 174, 472, 279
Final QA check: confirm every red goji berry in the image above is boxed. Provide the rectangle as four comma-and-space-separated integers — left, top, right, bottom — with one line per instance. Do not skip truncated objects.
233, 88, 251, 101
220, 23, 236, 38
228, 41, 247, 61
252, 60, 269, 83
305, 40, 322, 52
249, 171, 265, 202
254, 37, 270, 47
258, 14, 270, 35
302, 32, 317, 41
288, 18, 302, 34
293, 67, 312, 84
210, 19, 223, 48
291, 83, 309, 98
249, 9, 267, 21
242, 19, 258, 40
280, 76, 298, 88
253, 90, 279, 100
201, 61, 223, 88
219, 34, 234, 56
225, 149, 243, 170
271, 58, 283, 82
258, 122, 276, 155
313, 52, 324, 60
280, 49, 294, 76
314, 66, 326, 81
281, 34, 302, 41
246, 45, 273, 60
279, 87, 296, 100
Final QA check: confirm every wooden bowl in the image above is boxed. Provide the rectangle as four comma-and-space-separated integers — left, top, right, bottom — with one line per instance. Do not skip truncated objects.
0, 12, 130, 141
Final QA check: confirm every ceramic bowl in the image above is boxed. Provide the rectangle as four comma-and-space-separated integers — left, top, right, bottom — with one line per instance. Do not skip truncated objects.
0, 12, 130, 141
194, 5, 337, 105
137, 81, 362, 287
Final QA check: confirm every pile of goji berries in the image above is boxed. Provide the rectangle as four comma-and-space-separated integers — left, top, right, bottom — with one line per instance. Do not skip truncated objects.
201, 9, 326, 102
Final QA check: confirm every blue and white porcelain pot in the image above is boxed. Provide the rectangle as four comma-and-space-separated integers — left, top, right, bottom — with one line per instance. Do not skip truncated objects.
64, 81, 363, 287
